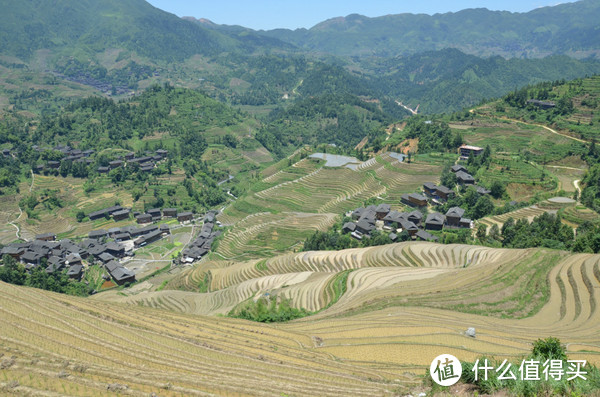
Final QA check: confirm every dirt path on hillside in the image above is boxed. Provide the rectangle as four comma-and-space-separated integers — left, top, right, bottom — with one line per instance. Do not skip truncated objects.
489, 115, 589, 144
574, 179, 581, 196
8, 206, 23, 240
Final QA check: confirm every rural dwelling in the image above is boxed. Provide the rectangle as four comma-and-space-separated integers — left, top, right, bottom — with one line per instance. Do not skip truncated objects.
383, 211, 404, 227
445, 207, 466, 227
451, 164, 468, 173
351, 207, 365, 220
1, 245, 25, 260
45, 261, 66, 274
355, 219, 375, 235
407, 210, 423, 225
114, 232, 131, 242
159, 224, 170, 235
401, 193, 428, 207
476, 186, 491, 195
459, 144, 484, 159
162, 208, 177, 217
460, 218, 473, 228
527, 99, 556, 109
416, 230, 439, 242
97, 166, 109, 173
399, 219, 419, 237
177, 211, 194, 222
88, 206, 123, 220
109, 160, 123, 169
136, 213, 152, 224
375, 204, 391, 220
147, 208, 162, 221
112, 209, 130, 221
65, 253, 82, 266
67, 265, 83, 280
105, 260, 136, 285
455, 171, 475, 185
423, 182, 437, 196
108, 227, 121, 237
35, 232, 56, 241
425, 212, 445, 231
134, 230, 163, 247
434, 185, 454, 201
88, 229, 108, 240
342, 222, 357, 234
105, 242, 125, 257
98, 252, 115, 263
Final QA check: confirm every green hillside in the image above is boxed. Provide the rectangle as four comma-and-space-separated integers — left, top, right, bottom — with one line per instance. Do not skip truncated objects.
369, 49, 600, 114
260, 0, 600, 59
0, 0, 292, 62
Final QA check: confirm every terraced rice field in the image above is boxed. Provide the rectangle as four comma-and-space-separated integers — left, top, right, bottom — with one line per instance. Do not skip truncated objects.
0, 282, 405, 396
478, 198, 579, 231
4, 240, 600, 394
217, 153, 441, 260
214, 212, 337, 260
11, 174, 136, 240
90, 242, 600, 379
561, 204, 600, 226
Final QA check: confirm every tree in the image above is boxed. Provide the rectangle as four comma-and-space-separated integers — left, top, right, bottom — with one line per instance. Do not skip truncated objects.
476, 224, 487, 241
490, 181, 506, 199
0, 254, 26, 285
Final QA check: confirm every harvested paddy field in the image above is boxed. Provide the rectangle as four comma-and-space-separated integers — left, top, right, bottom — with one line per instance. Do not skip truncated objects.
98, 242, 600, 378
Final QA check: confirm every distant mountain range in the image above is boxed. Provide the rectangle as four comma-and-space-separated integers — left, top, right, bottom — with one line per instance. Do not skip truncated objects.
254, 0, 600, 59
1, 0, 599, 115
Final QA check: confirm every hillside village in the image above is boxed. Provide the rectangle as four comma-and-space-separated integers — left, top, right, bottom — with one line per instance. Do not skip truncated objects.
1, 205, 220, 288
342, 145, 490, 242
31, 144, 169, 175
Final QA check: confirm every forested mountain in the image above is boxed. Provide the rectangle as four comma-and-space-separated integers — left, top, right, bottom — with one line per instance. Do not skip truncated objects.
1, 0, 599, 117
259, 0, 600, 59
369, 49, 600, 113
0, 0, 293, 62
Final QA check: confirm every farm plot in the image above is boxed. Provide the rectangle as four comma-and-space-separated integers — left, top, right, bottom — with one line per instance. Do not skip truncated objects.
223, 152, 441, 227
281, 248, 600, 371
373, 156, 440, 201
0, 281, 402, 396
214, 211, 337, 260
478, 198, 579, 231
250, 167, 384, 214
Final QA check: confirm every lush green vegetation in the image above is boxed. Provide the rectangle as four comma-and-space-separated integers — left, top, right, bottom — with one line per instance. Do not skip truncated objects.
257, 93, 399, 158
228, 296, 311, 323
259, 2, 600, 58
402, 117, 463, 153
437, 337, 600, 397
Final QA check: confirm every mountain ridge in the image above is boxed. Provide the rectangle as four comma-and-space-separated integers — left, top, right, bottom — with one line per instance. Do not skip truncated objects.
248, 0, 600, 59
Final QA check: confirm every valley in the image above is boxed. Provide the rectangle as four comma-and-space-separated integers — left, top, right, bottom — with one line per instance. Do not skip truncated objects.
1, 1, 600, 395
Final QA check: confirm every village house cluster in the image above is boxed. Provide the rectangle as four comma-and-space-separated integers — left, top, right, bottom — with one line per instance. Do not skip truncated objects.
0, 204, 214, 287
1, 233, 137, 285
86, 204, 195, 226
32, 144, 168, 174
181, 210, 221, 262
342, 160, 493, 242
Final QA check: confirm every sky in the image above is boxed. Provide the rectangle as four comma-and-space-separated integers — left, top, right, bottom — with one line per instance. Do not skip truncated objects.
145, 0, 577, 30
